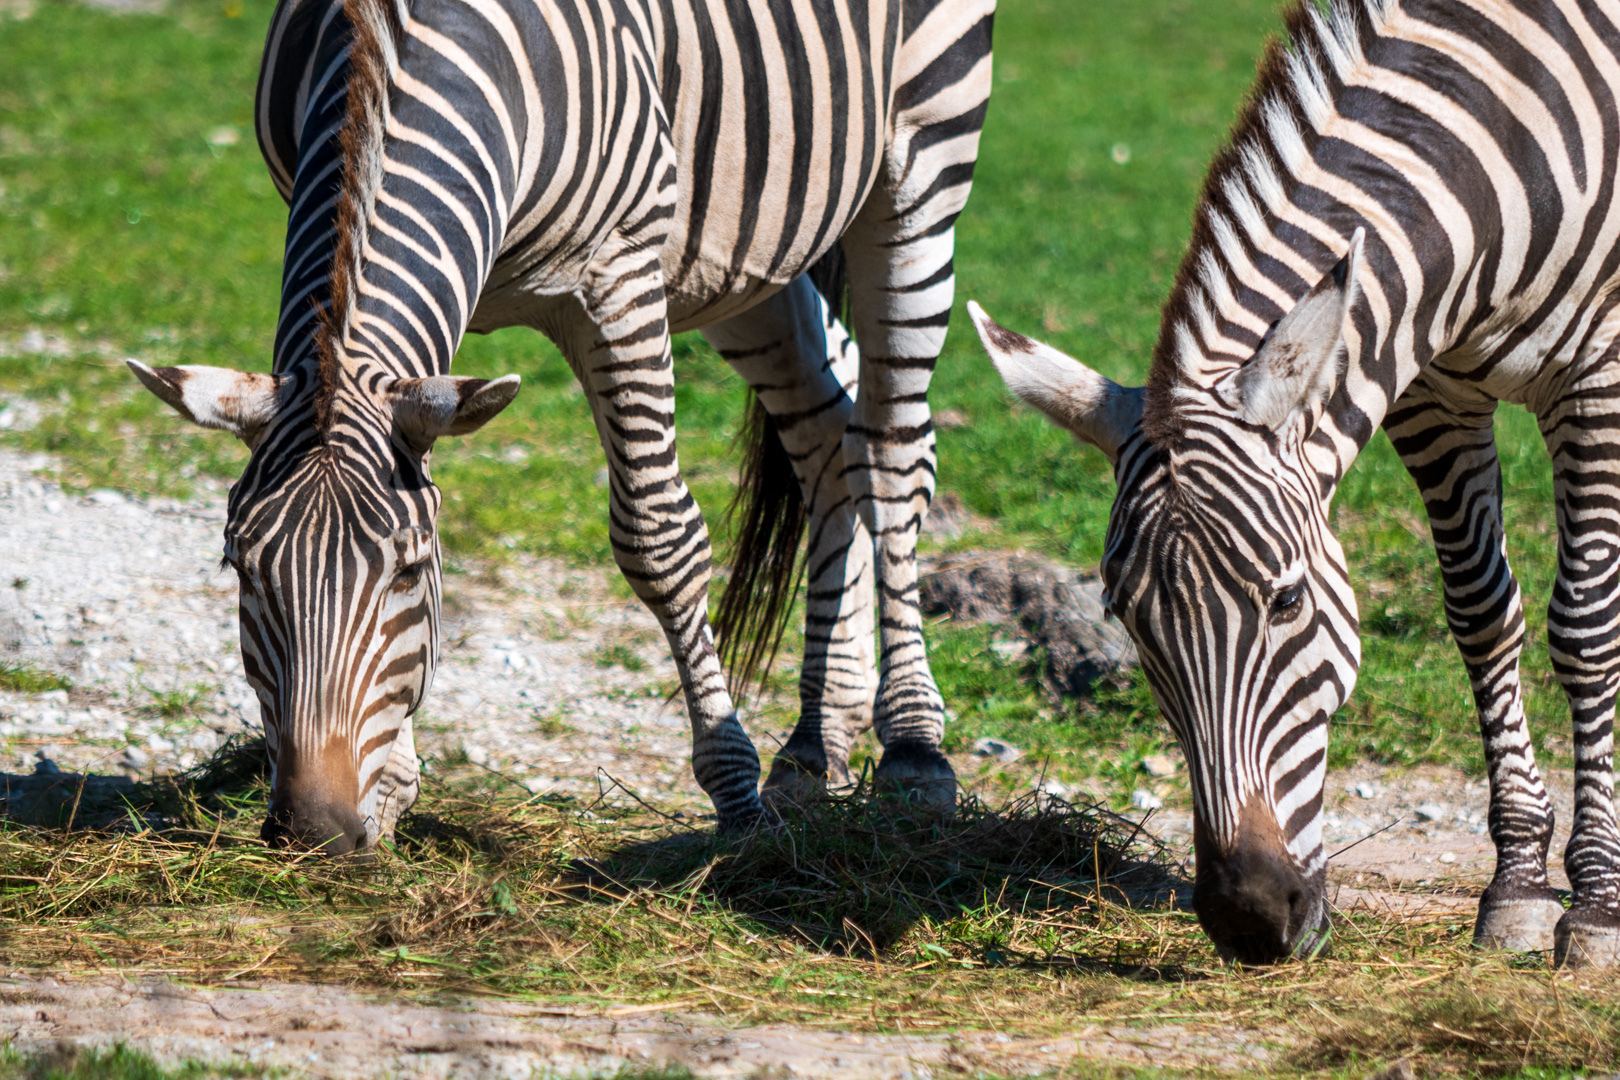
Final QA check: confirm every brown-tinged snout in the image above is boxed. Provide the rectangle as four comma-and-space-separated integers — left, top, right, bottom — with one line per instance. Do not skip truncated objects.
261, 742, 368, 856
1193, 800, 1325, 965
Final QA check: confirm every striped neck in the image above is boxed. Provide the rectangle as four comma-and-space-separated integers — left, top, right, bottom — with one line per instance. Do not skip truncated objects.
1142, 0, 1516, 490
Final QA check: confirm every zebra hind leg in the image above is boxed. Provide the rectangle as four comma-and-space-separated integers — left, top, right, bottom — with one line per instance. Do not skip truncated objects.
555, 266, 766, 829
1542, 360, 1620, 968
1386, 378, 1563, 951
704, 274, 878, 811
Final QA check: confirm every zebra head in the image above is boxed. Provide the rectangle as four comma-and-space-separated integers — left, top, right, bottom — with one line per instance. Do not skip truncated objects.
127, 361, 520, 854
969, 232, 1364, 964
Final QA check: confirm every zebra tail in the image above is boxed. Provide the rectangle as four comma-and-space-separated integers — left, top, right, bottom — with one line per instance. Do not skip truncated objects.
714, 247, 846, 697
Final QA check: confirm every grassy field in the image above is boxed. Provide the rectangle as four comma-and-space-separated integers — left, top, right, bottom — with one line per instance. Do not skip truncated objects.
0, 0, 1573, 783
1, 0, 1613, 1076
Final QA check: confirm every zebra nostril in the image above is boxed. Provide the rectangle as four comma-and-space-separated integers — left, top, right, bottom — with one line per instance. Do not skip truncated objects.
260, 803, 367, 855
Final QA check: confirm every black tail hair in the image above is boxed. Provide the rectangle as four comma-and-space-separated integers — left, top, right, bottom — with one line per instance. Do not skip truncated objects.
713, 244, 848, 697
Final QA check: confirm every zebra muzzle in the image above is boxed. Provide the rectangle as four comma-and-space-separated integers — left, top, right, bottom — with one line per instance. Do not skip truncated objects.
1192, 801, 1325, 965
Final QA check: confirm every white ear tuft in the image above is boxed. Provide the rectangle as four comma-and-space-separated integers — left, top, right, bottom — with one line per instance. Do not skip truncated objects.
126, 360, 284, 447
1233, 228, 1363, 435
967, 301, 1142, 462
388, 373, 521, 450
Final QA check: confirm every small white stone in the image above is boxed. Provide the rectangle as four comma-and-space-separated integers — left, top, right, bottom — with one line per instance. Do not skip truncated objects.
1415, 802, 1448, 822
972, 737, 1021, 764
464, 743, 489, 767
1141, 753, 1177, 778
988, 639, 1027, 661
1438, 852, 1457, 864
87, 489, 125, 506
1131, 788, 1163, 811
1354, 781, 1379, 800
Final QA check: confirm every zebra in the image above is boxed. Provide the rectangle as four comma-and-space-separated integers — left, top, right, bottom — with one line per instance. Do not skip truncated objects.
972, 0, 1620, 967
126, 0, 994, 853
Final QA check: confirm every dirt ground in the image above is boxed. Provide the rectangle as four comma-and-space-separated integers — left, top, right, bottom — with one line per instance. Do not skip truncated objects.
0, 441, 1585, 1077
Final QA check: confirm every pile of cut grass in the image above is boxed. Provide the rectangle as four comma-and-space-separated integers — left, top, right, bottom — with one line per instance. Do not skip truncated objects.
3, 739, 1618, 1077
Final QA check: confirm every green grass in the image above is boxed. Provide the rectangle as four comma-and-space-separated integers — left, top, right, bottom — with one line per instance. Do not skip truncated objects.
0, 1045, 253, 1080
0, 0, 1572, 784
0, 662, 71, 694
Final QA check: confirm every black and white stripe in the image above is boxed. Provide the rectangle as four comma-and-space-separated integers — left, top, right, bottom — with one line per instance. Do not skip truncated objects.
133, 0, 994, 851
974, 0, 1620, 967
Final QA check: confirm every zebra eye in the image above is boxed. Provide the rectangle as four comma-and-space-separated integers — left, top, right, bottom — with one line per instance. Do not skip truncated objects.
1270, 581, 1304, 619
395, 558, 428, 587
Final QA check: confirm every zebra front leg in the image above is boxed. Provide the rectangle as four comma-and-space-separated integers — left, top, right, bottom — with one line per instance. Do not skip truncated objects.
839, 211, 962, 809
555, 284, 765, 829
1388, 380, 1562, 951
1542, 363, 1620, 968
704, 274, 878, 809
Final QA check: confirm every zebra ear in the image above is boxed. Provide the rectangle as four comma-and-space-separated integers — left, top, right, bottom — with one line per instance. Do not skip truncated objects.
968, 301, 1142, 463
1233, 228, 1363, 435
126, 360, 284, 448
388, 373, 522, 449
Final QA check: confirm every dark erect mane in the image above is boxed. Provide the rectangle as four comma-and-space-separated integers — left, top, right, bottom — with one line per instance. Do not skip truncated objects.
1141, 0, 1392, 446
314, 0, 404, 435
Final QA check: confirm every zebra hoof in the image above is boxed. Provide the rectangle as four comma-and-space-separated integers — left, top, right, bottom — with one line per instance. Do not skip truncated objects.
761, 754, 829, 814
1473, 890, 1565, 953
715, 801, 768, 833
1555, 906, 1620, 968
874, 744, 956, 813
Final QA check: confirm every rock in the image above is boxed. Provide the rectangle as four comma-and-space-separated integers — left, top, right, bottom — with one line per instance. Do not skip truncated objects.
972, 737, 1022, 764
1438, 852, 1457, 864
1415, 802, 1447, 823
121, 745, 148, 768
1131, 788, 1163, 811
920, 492, 986, 541
464, 743, 489, 767
1036, 778, 1071, 799
1140, 753, 1176, 778
933, 408, 969, 430
919, 552, 1137, 700
1354, 781, 1379, 800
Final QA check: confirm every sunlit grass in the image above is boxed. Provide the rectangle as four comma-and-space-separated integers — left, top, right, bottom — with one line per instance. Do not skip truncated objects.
0, 738, 1615, 1078
0, 0, 1575, 782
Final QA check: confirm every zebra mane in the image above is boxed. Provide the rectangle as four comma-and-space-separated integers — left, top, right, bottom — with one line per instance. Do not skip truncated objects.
1141, 0, 1396, 447
314, 0, 408, 435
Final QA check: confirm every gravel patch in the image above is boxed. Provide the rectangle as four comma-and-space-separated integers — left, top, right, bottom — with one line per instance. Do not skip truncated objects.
0, 976, 1278, 1078
0, 442, 710, 815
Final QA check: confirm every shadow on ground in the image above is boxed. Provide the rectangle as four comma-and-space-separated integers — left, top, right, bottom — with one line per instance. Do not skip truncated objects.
2, 736, 1193, 979
0, 734, 267, 834
566, 777, 1195, 978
